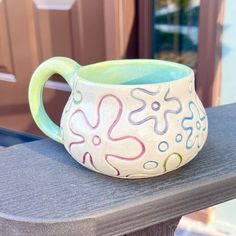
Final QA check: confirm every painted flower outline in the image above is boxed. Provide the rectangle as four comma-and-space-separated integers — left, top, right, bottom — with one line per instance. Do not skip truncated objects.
182, 101, 207, 149
68, 94, 145, 176
129, 87, 182, 135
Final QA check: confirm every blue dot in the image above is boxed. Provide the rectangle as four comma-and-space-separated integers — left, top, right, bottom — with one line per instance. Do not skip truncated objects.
158, 141, 169, 152
176, 134, 183, 143
196, 121, 201, 130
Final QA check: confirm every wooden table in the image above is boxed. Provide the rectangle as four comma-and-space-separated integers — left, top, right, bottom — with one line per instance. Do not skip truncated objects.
0, 104, 236, 236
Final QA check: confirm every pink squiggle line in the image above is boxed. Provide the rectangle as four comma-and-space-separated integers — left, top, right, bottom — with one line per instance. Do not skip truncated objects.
69, 110, 98, 135
69, 141, 98, 171
68, 96, 108, 172
68, 103, 97, 151
106, 137, 146, 177
69, 139, 84, 152
83, 152, 98, 171
105, 95, 146, 176
68, 94, 115, 134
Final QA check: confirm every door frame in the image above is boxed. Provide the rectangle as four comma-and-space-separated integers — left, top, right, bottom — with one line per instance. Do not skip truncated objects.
103, 0, 138, 59
196, 0, 224, 107
138, 0, 153, 58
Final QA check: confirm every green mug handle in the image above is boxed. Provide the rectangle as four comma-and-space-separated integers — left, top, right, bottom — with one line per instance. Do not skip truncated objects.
28, 57, 81, 143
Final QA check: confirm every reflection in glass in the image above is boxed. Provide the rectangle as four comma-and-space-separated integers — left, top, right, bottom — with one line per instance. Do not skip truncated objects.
153, 0, 200, 71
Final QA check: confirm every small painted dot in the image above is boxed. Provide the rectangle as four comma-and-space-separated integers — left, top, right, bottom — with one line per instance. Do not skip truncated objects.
158, 141, 169, 152
143, 161, 158, 170
73, 90, 82, 104
176, 134, 183, 143
196, 121, 201, 130
151, 101, 161, 111
92, 135, 101, 146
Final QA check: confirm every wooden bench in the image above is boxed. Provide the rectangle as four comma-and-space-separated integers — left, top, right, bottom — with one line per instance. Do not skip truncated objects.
0, 104, 236, 236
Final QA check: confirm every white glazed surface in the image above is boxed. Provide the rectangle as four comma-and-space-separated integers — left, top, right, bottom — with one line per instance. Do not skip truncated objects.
61, 73, 208, 179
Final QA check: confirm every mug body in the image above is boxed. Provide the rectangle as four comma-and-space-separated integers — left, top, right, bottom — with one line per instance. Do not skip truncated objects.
61, 59, 208, 178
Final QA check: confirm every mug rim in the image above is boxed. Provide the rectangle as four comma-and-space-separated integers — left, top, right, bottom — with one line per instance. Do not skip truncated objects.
77, 59, 194, 87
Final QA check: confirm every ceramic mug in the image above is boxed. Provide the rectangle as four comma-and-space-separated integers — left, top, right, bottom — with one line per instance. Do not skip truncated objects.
29, 57, 208, 179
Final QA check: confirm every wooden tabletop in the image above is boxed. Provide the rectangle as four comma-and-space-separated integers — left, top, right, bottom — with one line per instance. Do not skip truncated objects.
0, 104, 236, 236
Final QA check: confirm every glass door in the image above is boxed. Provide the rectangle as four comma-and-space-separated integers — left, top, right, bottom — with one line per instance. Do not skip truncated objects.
153, 0, 200, 71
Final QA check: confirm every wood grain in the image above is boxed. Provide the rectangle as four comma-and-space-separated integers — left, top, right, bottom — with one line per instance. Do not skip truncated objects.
103, 0, 137, 60
126, 217, 181, 236
0, 104, 236, 235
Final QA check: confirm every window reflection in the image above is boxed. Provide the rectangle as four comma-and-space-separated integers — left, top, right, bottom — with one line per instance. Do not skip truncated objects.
153, 0, 200, 71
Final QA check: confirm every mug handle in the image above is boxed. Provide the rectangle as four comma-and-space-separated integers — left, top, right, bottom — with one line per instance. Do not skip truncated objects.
28, 57, 81, 143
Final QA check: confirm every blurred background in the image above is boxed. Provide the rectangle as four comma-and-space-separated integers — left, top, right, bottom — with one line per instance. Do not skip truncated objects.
0, 0, 235, 235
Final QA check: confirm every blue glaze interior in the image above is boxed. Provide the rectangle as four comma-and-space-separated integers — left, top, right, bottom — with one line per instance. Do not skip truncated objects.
79, 59, 192, 85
